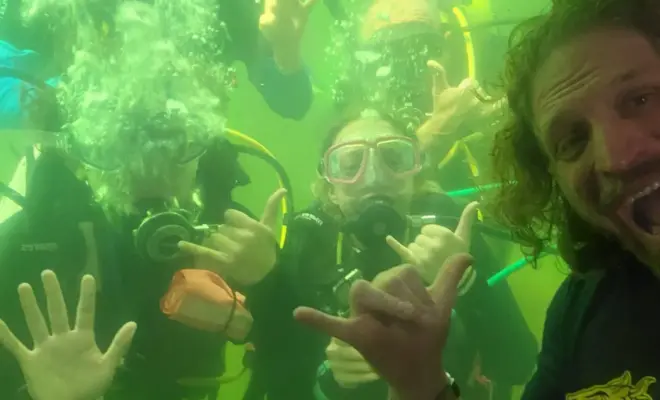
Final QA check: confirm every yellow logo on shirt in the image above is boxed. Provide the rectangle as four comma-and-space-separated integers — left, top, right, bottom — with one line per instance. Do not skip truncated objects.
566, 371, 656, 400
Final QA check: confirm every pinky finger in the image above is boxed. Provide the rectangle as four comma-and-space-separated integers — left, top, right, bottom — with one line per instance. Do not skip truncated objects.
385, 236, 415, 264
0, 319, 28, 361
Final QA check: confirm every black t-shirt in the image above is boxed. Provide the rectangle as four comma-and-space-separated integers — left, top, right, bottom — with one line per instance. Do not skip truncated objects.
248, 193, 537, 400
522, 261, 660, 399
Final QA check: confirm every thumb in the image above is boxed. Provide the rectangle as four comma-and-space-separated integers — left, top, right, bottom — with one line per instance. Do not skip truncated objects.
428, 254, 474, 309
428, 60, 449, 95
0, 320, 27, 362
386, 235, 416, 264
260, 188, 288, 231
102, 321, 137, 367
454, 201, 480, 244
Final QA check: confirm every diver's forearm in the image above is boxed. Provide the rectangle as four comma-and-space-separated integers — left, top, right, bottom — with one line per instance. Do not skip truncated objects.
387, 372, 452, 400
272, 42, 303, 74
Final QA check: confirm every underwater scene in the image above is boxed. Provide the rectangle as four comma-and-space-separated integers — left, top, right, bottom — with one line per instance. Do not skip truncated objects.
2, 0, 660, 399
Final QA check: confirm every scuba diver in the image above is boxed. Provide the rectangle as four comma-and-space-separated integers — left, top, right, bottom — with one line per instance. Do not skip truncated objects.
333, 0, 503, 192
0, 1, 292, 399
2, 0, 317, 119
247, 110, 536, 400
0, 0, 316, 175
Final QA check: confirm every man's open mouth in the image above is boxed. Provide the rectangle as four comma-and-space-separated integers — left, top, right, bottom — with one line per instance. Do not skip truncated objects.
618, 181, 660, 235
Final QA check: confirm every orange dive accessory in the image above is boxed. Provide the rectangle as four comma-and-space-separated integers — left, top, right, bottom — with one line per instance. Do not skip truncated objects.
160, 269, 253, 342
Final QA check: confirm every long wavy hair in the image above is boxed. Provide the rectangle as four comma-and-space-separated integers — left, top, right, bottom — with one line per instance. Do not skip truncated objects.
488, 0, 660, 272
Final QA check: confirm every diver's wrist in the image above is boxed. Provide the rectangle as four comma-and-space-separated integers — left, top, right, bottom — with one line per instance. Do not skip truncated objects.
272, 43, 302, 74
390, 370, 449, 400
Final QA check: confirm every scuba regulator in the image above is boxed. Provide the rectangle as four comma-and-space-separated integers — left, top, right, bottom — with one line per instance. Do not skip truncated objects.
132, 200, 206, 263
343, 195, 406, 249
324, 196, 441, 317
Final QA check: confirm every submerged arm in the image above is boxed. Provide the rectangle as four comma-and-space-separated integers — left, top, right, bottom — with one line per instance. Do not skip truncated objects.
245, 54, 313, 121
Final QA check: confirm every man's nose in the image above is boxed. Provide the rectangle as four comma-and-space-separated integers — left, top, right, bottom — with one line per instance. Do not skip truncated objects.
593, 119, 660, 173
363, 154, 388, 185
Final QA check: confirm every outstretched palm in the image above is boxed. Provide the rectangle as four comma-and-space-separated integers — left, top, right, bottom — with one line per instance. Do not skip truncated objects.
0, 270, 137, 400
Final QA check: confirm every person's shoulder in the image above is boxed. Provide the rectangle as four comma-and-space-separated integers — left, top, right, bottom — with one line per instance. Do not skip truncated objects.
288, 202, 335, 231
545, 270, 607, 329
282, 202, 338, 261
551, 271, 601, 303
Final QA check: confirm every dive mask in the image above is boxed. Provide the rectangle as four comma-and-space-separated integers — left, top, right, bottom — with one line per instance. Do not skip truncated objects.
322, 136, 422, 185
63, 113, 209, 172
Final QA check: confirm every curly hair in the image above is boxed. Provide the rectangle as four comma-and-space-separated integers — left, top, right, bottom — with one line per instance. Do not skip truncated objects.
489, 0, 660, 272
23, 0, 231, 215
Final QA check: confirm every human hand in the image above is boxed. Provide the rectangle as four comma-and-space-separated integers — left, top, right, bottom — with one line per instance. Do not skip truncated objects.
386, 201, 479, 284
259, 0, 319, 72
417, 61, 505, 156
295, 254, 474, 400
0, 270, 137, 400
179, 189, 286, 286
326, 337, 379, 388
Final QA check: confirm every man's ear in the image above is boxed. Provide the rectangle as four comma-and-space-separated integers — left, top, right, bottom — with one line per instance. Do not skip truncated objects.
327, 184, 339, 205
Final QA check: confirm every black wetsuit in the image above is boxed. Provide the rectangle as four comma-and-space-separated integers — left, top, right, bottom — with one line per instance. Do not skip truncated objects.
0, 150, 274, 399
248, 193, 538, 400
522, 259, 660, 399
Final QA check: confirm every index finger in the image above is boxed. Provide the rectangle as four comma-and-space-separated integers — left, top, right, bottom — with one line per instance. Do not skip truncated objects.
18, 283, 49, 345
454, 201, 479, 243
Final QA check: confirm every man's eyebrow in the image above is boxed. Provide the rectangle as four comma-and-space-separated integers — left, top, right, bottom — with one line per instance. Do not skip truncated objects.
610, 67, 654, 85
